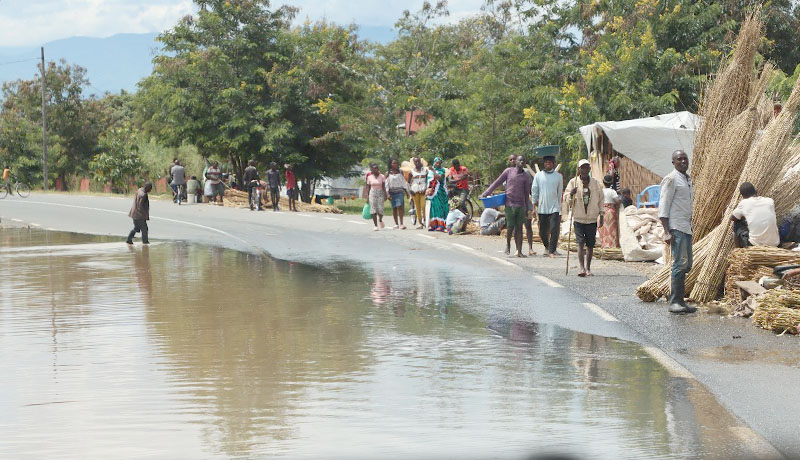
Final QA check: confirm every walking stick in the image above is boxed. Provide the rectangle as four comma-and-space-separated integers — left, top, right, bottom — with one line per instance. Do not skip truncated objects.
565, 175, 577, 275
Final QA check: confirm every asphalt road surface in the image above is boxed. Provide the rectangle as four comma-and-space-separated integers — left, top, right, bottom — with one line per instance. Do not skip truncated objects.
2, 192, 798, 459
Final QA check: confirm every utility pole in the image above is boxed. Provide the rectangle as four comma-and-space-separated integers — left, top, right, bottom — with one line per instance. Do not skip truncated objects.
40, 47, 48, 190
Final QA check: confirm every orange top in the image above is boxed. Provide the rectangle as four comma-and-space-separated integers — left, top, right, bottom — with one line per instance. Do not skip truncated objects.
2, 168, 9, 181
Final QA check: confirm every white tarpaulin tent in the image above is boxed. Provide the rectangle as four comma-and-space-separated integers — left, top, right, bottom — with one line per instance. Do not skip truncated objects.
579, 111, 699, 178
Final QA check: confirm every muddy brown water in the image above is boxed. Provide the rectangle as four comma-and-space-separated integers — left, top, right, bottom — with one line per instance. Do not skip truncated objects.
0, 229, 755, 459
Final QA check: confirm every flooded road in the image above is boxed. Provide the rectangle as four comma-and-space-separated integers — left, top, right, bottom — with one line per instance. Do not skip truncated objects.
0, 229, 756, 459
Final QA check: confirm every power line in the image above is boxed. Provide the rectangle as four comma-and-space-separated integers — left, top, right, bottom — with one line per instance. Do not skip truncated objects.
0, 57, 39, 66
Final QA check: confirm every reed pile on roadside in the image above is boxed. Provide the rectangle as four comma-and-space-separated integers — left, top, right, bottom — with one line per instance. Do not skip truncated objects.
558, 240, 623, 260
636, 228, 715, 301
691, 9, 762, 178
725, 247, 800, 302
690, 75, 800, 303
222, 188, 342, 213
752, 289, 800, 334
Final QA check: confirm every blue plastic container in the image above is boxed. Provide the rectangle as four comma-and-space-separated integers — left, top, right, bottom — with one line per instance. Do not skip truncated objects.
480, 193, 506, 208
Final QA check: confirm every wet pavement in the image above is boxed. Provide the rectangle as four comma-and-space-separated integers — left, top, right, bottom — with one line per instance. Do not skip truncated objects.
0, 228, 762, 459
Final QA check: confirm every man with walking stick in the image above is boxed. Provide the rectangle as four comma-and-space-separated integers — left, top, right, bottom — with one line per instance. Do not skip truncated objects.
564, 159, 604, 277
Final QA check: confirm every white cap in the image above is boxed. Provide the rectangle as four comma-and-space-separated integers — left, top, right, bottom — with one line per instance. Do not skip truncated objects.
577, 159, 590, 168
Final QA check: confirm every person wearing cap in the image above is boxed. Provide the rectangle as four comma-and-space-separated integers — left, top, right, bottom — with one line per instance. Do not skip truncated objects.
482, 155, 533, 257
564, 159, 604, 276
531, 154, 563, 257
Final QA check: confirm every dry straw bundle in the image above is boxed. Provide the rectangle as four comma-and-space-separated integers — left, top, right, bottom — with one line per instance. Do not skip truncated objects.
692, 9, 762, 178
752, 289, 800, 334
689, 105, 760, 241
690, 74, 800, 303
724, 246, 800, 302
221, 188, 342, 213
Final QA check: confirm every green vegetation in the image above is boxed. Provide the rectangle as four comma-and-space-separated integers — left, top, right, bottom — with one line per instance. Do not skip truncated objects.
2, 0, 800, 194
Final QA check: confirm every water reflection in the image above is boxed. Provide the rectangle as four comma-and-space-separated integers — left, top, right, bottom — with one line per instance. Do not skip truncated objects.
0, 229, 751, 459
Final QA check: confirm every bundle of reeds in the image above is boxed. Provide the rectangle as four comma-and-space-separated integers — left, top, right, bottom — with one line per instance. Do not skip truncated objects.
690, 105, 761, 241
724, 246, 800, 302
690, 75, 800, 303
222, 188, 343, 213
692, 9, 762, 179
769, 143, 800, 217
752, 289, 800, 334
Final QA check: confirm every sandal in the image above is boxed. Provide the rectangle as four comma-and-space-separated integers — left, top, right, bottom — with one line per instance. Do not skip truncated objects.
400, 225, 407, 230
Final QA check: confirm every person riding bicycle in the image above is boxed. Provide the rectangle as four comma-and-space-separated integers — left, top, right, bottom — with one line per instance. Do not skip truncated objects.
243, 159, 262, 211
170, 161, 187, 203
448, 159, 471, 212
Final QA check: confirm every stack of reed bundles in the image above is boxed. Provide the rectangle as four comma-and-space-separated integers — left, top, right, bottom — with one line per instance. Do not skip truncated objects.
689, 105, 761, 241
691, 9, 762, 179
690, 74, 800, 303
724, 247, 800, 302
752, 289, 800, 334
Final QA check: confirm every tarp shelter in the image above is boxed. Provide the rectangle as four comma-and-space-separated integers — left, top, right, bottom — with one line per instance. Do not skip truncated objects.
579, 111, 699, 197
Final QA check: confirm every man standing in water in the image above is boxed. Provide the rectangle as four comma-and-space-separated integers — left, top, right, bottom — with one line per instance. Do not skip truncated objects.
126, 182, 152, 245
482, 155, 532, 257
266, 162, 281, 211
531, 154, 563, 257
564, 159, 604, 277
659, 150, 695, 314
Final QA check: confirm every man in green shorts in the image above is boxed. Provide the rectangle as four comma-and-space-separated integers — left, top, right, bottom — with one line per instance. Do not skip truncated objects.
482, 155, 533, 257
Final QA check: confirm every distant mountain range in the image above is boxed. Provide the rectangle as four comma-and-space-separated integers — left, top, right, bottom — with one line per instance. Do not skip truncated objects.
0, 26, 396, 96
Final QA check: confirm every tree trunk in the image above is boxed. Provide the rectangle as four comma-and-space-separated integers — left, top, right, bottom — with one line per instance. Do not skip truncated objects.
229, 153, 246, 187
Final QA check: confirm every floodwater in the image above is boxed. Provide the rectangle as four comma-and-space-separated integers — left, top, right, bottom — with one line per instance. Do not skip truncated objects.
0, 229, 753, 459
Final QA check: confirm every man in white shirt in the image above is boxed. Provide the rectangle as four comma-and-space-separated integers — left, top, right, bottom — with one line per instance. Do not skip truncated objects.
480, 206, 506, 236
659, 150, 695, 314
730, 182, 779, 248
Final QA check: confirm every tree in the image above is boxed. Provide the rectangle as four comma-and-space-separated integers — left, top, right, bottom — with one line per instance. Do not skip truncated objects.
136, 0, 297, 181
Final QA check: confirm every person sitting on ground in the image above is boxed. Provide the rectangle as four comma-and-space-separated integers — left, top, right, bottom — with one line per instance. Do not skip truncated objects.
730, 182, 779, 248
480, 206, 506, 236
482, 155, 532, 257
186, 175, 202, 204
205, 161, 224, 205
531, 154, 563, 257
564, 159, 604, 277
619, 187, 633, 208
599, 174, 621, 248
445, 198, 467, 235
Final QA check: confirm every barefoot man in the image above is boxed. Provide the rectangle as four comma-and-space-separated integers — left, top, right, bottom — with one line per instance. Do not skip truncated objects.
564, 159, 603, 276
482, 155, 532, 257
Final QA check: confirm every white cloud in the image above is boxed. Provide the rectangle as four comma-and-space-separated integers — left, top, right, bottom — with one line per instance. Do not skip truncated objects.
0, 0, 482, 47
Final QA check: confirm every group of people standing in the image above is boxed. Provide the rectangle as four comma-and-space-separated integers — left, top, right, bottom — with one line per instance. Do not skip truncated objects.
479, 153, 627, 278
363, 157, 462, 232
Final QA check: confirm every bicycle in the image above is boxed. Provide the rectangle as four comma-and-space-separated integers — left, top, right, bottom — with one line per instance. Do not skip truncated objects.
0, 177, 30, 199
249, 180, 264, 211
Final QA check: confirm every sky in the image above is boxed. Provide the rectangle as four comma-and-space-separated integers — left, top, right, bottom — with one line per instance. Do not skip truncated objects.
0, 0, 485, 48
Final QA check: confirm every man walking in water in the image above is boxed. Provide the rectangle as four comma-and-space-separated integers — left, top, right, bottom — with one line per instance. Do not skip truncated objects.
531, 154, 563, 257
659, 150, 695, 314
126, 182, 152, 245
482, 155, 533, 257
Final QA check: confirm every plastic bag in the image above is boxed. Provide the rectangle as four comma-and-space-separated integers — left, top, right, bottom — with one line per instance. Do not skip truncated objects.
362, 203, 371, 219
